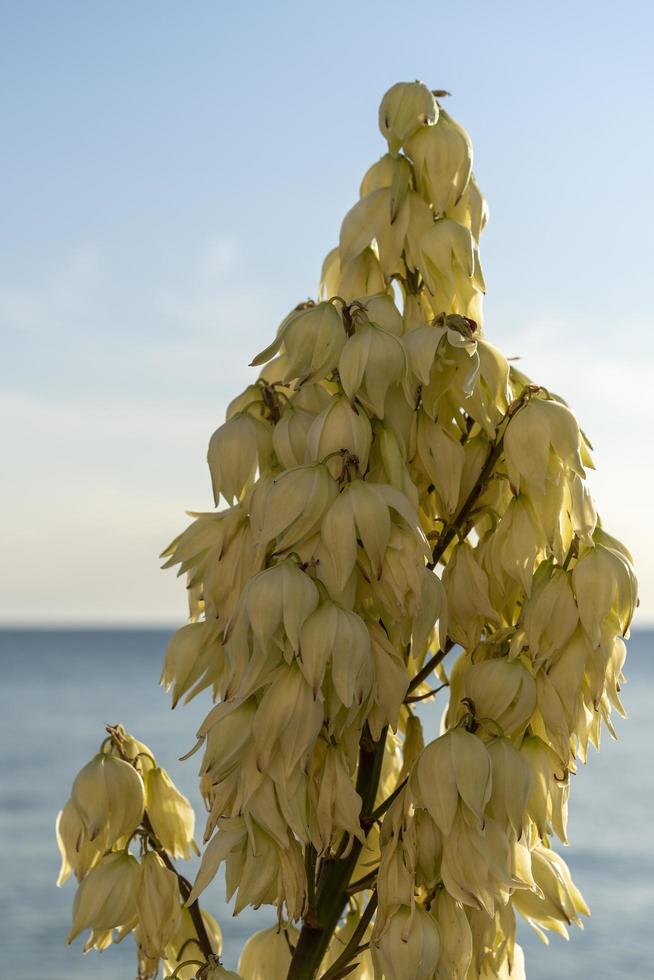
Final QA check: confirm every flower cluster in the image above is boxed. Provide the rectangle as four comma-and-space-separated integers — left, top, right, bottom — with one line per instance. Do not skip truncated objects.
56, 724, 226, 979
59, 81, 637, 980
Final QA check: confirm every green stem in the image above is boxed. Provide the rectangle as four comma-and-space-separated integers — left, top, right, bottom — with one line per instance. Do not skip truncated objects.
318, 889, 378, 980
287, 726, 388, 980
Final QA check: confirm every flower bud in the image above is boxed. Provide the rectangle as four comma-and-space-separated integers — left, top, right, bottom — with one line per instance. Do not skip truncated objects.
378, 81, 438, 154
71, 752, 144, 846
136, 851, 181, 958
372, 905, 440, 980
143, 767, 198, 859
66, 851, 140, 945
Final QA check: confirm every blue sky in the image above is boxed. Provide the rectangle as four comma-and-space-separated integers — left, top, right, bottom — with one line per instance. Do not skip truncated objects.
2, 1, 653, 624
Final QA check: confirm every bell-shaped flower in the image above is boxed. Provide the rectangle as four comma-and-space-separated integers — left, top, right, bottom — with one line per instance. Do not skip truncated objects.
338, 320, 405, 417
372, 905, 441, 980
486, 737, 532, 837
160, 619, 224, 708
136, 851, 181, 958
310, 743, 364, 853
442, 542, 498, 650
517, 564, 579, 666
405, 109, 473, 215
520, 735, 569, 843
483, 494, 543, 598
254, 462, 338, 556
378, 80, 438, 153
512, 844, 589, 941
459, 658, 537, 739
207, 412, 273, 505
226, 560, 320, 661
414, 807, 443, 889
252, 664, 324, 778
431, 888, 473, 980
573, 531, 637, 646
367, 621, 410, 739
338, 246, 387, 302
299, 600, 371, 704
272, 404, 316, 469
504, 397, 585, 494
411, 728, 492, 835
339, 187, 406, 278
305, 395, 373, 477
66, 851, 140, 945
415, 412, 465, 514
440, 809, 512, 914
143, 766, 198, 859
364, 525, 426, 627
197, 697, 257, 786
250, 301, 346, 384
418, 218, 484, 305
447, 173, 488, 241
321, 479, 426, 591
71, 752, 144, 847
56, 799, 103, 885
238, 925, 299, 980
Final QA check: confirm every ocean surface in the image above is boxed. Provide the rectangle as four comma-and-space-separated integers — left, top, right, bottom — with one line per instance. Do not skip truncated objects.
1, 628, 652, 980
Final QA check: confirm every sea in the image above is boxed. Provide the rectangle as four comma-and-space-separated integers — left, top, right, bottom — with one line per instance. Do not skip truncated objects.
1, 628, 652, 980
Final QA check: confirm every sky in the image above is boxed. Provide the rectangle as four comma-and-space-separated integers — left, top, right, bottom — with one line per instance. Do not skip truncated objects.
1, 1, 653, 625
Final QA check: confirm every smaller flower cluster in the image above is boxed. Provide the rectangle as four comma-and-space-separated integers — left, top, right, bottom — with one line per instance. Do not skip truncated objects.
56, 724, 225, 980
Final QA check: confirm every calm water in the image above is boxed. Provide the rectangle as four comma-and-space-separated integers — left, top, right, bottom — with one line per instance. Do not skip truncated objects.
0, 629, 652, 979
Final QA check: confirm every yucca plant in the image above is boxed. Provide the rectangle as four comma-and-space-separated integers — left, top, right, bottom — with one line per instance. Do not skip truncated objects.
57, 81, 637, 980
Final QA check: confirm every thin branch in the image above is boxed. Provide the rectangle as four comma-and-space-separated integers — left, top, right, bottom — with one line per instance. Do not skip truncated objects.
365, 777, 407, 825
406, 639, 454, 696
428, 389, 533, 569
404, 682, 449, 704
